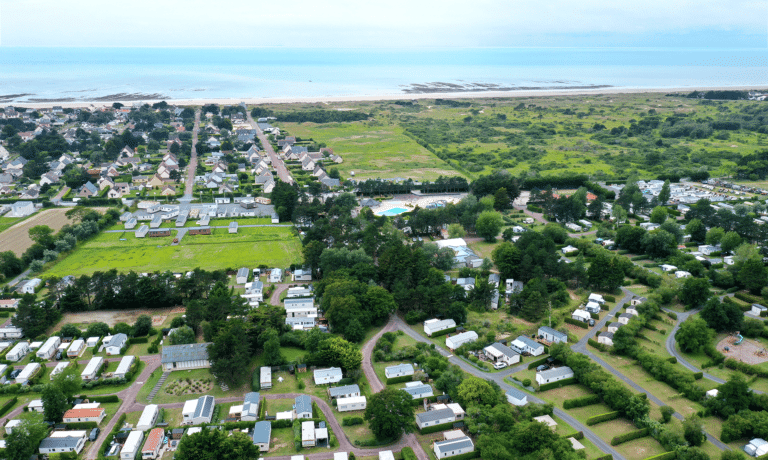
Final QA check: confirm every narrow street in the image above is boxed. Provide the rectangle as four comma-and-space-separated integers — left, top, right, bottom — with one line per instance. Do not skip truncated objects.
246, 112, 293, 184
183, 109, 201, 199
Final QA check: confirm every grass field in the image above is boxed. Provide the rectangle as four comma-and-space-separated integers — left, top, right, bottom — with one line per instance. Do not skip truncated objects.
44, 225, 302, 276
0, 208, 75, 256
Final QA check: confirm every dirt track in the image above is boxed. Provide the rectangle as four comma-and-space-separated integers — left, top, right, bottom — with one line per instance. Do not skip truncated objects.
0, 208, 73, 255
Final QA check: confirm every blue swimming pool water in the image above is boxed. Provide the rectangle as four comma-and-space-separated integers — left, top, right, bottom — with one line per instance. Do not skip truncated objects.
376, 207, 408, 216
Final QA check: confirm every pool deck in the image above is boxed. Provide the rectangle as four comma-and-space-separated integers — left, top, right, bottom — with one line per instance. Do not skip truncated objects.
371, 196, 464, 215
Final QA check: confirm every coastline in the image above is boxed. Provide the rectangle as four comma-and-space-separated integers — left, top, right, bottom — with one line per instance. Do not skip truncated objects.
16, 85, 768, 109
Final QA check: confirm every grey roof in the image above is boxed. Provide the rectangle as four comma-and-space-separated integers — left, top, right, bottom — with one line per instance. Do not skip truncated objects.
488, 274, 500, 284
515, 336, 543, 349
619, 313, 633, 319
314, 367, 342, 379
538, 326, 567, 340
329, 384, 360, 398
194, 395, 215, 419
252, 421, 271, 444
161, 343, 211, 364
599, 332, 614, 340
539, 366, 574, 380
416, 408, 454, 424
609, 322, 622, 329
506, 387, 527, 400
81, 181, 98, 194
487, 342, 519, 359
284, 298, 315, 308
243, 392, 260, 415
295, 395, 312, 414
237, 267, 249, 278
434, 437, 473, 453
107, 333, 127, 348
40, 436, 82, 449
385, 363, 414, 375
402, 384, 433, 398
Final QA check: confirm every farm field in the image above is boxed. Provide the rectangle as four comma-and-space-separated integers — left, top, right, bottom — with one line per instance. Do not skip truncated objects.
0, 208, 75, 255
44, 225, 302, 276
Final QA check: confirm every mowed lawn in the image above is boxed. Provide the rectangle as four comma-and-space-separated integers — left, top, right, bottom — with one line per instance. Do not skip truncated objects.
45, 226, 302, 276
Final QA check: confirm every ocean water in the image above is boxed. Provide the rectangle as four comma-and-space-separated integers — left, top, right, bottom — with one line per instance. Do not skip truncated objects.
0, 47, 766, 103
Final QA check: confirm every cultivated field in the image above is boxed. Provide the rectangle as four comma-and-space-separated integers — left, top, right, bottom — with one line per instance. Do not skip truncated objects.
0, 208, 73, 256
44, 226, 303, 276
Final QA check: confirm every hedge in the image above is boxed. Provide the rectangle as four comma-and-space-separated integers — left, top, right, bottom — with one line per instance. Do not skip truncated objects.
563, 395, 601, 409
724, 358, 768, 378
0, 397, 17, 417
667, 357, 677, 364
590, 312, 600, 320
585, 411, 621, 426
588, 339, 609, 352
564, 317, 588, 329
693, 372, 703, 380
430, 327, 457, 338
735, 292, 762, 304
642, 452, 676, 460
538, 377, 577, 392
604, 295, 616, 303
561, 431, 584, 440
527, 357, 550, 370
610, 428, 649, 445
128, 337, 149, 344
251, 368, 260, 392
437, 451, 478, 460
80, 395, 119, 403
601, 304, 610, 311
386, 375, 414, 385
419, 421, 458, 434
595, 455, 613, 460
401, 447, 417, 460
342, 416, 364, 426
66, 421, 99, 430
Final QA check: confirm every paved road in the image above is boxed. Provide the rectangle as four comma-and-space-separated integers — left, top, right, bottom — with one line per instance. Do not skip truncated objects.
246, 112, 293, 185
183, 109, 201, 199
389, 316, 626, 460
103, 224, 290, 234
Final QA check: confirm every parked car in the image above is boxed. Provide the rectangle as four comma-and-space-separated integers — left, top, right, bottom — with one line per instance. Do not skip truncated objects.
536, 364, 549, 372
588, 319, 596, 326
89, 427, 100, 441
493, 362, 508, 370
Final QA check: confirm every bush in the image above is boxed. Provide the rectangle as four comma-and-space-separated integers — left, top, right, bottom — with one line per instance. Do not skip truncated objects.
693, 372, 703, 380
604, 295, 616, 302
251, 369, 260, 392
667, 357, 677, 364
386, 375, 414, 385
563, 394, 601, 409
401, 447, 417, 460
666, 311, 677, 320
610, 428, 650, 445
419, 421, 457, 434
342, 416, 364, 426
585, 411, 620, 426
65, 421, 99, 430
0, 396, 17, 417
538, 377, 577, 391
660, 406, 674, 423
430, 327, 457, 338
564, 317, 588, 329
735, 292, 762, 304
522, 378, 531, 387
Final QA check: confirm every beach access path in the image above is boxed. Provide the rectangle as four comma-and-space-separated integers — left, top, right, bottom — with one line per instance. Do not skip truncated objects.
183, 109, 201, 199
247, 111, 293, 185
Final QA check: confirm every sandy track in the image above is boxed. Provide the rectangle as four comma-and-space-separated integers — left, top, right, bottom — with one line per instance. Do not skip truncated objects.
0, 208, 73, 256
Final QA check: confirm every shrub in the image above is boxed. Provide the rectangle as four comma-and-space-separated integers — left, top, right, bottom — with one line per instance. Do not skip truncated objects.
80, 395, 119, 403
585, 411, 620, 426
604, 295, 616, 302
660, 406, 674, 423
342, 416, 364, 426
522, 379, 531, 387
693, 372, 703, 380
419, 421, 456, 434
667, 357, 677, 364
610, 428, 650, 445
564, 317, 588, 329
588, 338, 608, 352
563, 394, 601, 409
401, 447, 417, 460
0, 396, 17, 417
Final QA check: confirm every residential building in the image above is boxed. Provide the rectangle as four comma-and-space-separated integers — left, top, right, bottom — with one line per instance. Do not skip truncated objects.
284, 298, 316, 318
16, 362, 41, 385
329, 384, 360, 400
598, 332, 614, 346
67, 339, 85, 358
161, 343, 211, 371
402, 382, 434, 399
618, 313, 634, 325
510, 336, 545, 356
260, 367, 272, 389
236, 267, 249, 284
37, 336, 61, 360
571, 309, 591, 323
137, 405, 159, 431
252, 421, 272, 451
115, 355, 135, 379
433, 436, 475, 458
270, 268, 283, 283
752, 304, 768, 316
483, 342, 520, 365
63, 407, 106, 424
416, 408, 456, 430
105, 333, 128, 355
295, 395, 313, 419
538, 326, 567, 344
506, 387, 528, 406
385, 363, 414, 379
241, 392, 260, 421
337, 396, 367, 412
141, 428, 164, 459
4, 419, 21, 435
9, 201, 34, 217
302, 420, 316, 447
122, 431, 144, 460
424, 319, 456, 337
81, 357, 104, 381
535, 366, 575, 385
182, 395, 215, 425
7, 341, 29, 362
379, 450, 396, 460
445, 331, 478, 350
39, 432, 87, 455
0, 325, 23, 338
50, 361, 69, 379
314, 367, 343, 385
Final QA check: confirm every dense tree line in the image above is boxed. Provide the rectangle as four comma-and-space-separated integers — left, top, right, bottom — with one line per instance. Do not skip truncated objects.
276, 110, 370, 123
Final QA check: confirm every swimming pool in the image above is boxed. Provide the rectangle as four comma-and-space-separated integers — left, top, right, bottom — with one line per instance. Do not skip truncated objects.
376, 207, 408, 216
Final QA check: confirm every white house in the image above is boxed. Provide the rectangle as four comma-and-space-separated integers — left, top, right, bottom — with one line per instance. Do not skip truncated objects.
260, 366, 272, 389
122, 431, 144, 460
745, 438, 768, 457
292, 269, 312, 281
67, 339, 85, 358
39, 432, 87, 455
4, 419, 21, 435
506, 387, 528, 406
37, 336, 61, 360
571, 309, 591, 323
434, 436, 474, 459
18, 278, 41, 294
424, 319, 456, 337
445, 331, 478, 350
137, 404, 160, 431
314, 367, 343, 385
618, 313, 634, 325
661, 264, 677, 272
302, 420, 316, 447
236, 267, 249, 284
7, 341, 29, 362
561, 245, 578, 254
538, 326, 567, 344
598, 332, 614, 346
337, 396, 367, 412
329, 384, 360, 400
588, 293, 605, 304
114, 355, 135, 379
269, 268, 283, 283
50, 361, 70, 380
295, 395, 312, 419
161, 343, 211, 371
510, 336, 545, 356
104, 333, 128, 355
535, 366, 575, 385
402, 382, 434, 399
675, 270, 692, 279
29, 399, 44, 412
182, 395, 215, 425
0, 325, 23, 339
752, 304, 768, 316
81, 356, 104, 381
483, 342, 520, 365
384, 363, 414, 379
416, 407, 456, 430
16, 362, 40, 385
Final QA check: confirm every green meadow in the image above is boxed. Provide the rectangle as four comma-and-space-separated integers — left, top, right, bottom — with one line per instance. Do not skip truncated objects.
44, 226, 302, 276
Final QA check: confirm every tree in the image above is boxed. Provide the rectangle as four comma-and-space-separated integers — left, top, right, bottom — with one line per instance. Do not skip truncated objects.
686, 219, 707, 243
641, 230, 676, 259
706, 227, 725, 245
678, 277, 711, 308
12, 295, 61, 338
683, 415, 706, 446
720, 231, 742, 254
493, 187, 510, 210
447, 223, 466, 238
5, 418, 49, 460
541, 223, 568, 244
52, 362, 82, 398
29, 225, 54, 247
707, 375, 752, 418
41, 384, 68, 423
364, 388, 414, 440
133, 314, 152, 336
612, 204, 628, 224
85, 322, 110, 337
208, 320, 250, 387
458, 376, 498, 406
739, 257, 768, 295
650, 206, 668, 224
176, 426, 259, 460
700, 297, 743, 332
59, 323, 81, 338
676, 317, 713, 353
658, 180, 671, 205
262, 328, 284, 366
169, 326, 196, 345
587, 253, 625, 291
307, 336, 362, 371
475, 211, 504, 242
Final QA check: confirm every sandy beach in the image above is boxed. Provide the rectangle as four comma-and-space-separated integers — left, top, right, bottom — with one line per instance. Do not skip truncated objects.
16, 85, 768, 110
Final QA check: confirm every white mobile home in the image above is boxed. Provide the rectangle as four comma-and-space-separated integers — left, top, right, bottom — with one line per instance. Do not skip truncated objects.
423, 319, 456, 337
445, 331, 478, 350
538, 326, 567, 344
114, 355, 135, 379
510, 336, 545, 356
67, 339, 85, 358
434, 436, 474, 459
81, 356, 104, 381
260, 366, 272, 389
483, 342, 520, 366
121, 431, 144, 460
6, 341, 29, 362
37, 336, 61, 360
506, 387, 528, 406
50, 361, 70, 379
137, 404, 160, 431
314, 367, 343, 385
384, 363, 414, 379
16, 362, 40, 385
535, 366, 574, 385
337, 396, 367, 412
236, 267, 249, 284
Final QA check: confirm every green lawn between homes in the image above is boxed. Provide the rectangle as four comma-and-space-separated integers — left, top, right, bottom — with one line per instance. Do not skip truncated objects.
43, 225, 302, 276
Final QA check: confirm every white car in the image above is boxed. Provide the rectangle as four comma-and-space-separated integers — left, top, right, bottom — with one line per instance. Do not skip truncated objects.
493, 362, 508, 370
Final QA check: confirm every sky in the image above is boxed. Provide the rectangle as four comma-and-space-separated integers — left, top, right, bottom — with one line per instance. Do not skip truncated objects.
0, 0, 766, 48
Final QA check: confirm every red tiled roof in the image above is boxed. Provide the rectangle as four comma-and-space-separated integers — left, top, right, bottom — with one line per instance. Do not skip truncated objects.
143, 428, 164, 452
63, 408, 105, 419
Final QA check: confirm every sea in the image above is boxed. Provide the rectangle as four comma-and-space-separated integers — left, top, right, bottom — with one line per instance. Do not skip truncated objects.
0, 47, 767, 104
